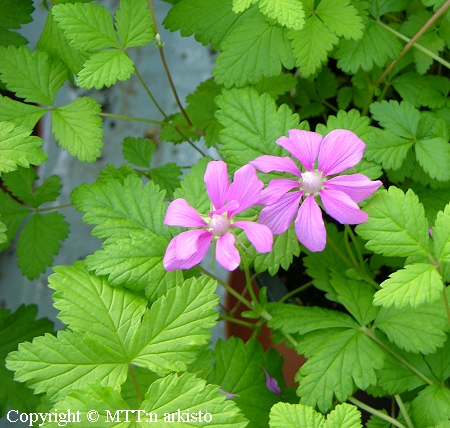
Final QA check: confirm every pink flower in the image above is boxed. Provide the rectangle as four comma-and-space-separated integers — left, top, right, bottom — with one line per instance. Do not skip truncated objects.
163, 161, 273, 271
251, 129, 382, 252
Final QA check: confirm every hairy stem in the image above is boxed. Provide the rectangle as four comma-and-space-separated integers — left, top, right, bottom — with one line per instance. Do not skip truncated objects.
395, 394, 414, 428
128, 363, 142, 407
278, 280, 314, 304
35, 203, 74, 212
375, 0, 450, 86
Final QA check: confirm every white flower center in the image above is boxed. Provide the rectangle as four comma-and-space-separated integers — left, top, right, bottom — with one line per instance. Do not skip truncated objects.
208, 213, 230, 236
301, 170, 323, 194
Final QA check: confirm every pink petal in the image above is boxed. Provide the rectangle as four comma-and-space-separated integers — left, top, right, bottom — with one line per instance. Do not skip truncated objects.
294, 194, 326, 252
204, 160, 229, 209
165, 199, 206, 227
259, 191, 303, 235
277, 129, 322, 171
318, 129, 366, 176
259, 178, 300, 205
174, 229, 212, 260
216, 233, 240, 271
324, 174, 382, 203
163, 231, 212, 271
227, 164, 263, 215
250, 155, 301, 176
232, 221, 273, 253
319, 189, 369, 224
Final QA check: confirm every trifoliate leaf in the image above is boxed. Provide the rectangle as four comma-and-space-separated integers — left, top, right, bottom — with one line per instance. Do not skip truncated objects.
374, 295, 448, 354
115, 0, 154, 48
0, 121, 47, 174
288, 15, 339, 78
297, 329, 385, 413
17, 212, 69, 279
122, 136, 156, 168
216, 87, 299, 171
0, 0, 34, 30
411, 384, 450, 428
233, 0, 258, 13
163, 0, 259, 50
52, 96, 103, 162
0, 94, 45, 129
37, 11, 88, 76
143, 373, 249, 427
213, 12, 295, 88
416, 137, 450, 181
316, 0, 364, 40
150, 163, 181, 198
0, 304, 53, 418
32, 175, 63, 207
0, 189, 30, 251
356, 187, 431, 259
335, 21, 402, 73
374, 263, 443, 309
0, 46, 68, 105
77, 49, 135, 89
97, 164, 136, 184
258, 0, 305, 31
1, 166, 37, 206
367, 0, 410, 18
130, 277, 219, 375
207, 338, 285, 426
269, 402, 325, 427
52, 2, 119, 52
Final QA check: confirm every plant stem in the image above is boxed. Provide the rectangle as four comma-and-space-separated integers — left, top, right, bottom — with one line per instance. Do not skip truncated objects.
375, 0, 450, 86
35, 203, 74, 212
220, 313, 258, 329
239, 250, 260, 310
347, 396, 407, 428
278, 280, 314, 303
146, 0, 192, 127
443, 283, 450, 326
344, 226, 360, 271
326, 234, 355, 270
128, 363, 142, 407
100, 112, 166, 126
394, 394, 414, 428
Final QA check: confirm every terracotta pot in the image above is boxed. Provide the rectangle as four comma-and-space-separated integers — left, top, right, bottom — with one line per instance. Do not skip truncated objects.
226, 269, 306, 387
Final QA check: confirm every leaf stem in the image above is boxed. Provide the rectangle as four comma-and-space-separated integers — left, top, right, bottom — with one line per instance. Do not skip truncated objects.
35, 203, 74, 212
375, 0, 450, 86
394, 394, 414, 428
100, 112, 166, 126
347, 396, 407, 428
278, 280, 314, 303
127, 363, 142, 407
326, 234, 356, 270
220, 312, 258, 329
443, 283, 450, 327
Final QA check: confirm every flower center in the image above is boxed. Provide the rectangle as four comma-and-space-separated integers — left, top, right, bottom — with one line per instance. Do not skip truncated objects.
300, 170, 323, 194
208, 213, 230, 236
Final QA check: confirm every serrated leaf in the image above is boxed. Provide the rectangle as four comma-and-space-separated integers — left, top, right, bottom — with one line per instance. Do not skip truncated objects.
0, 189, 30, 251
213, 13, 295, 88
433, 204, 450, 281
163, 0, 258, 50
254, 73, 297, 99
335, 21, 402, 73
233, 0, 258, 13
319, 109, 371, 140
0, 0, 34, 30
52, 2, 119, 52
145, 269, 184, 304
32, 175, 63, 207
97, 163, 136, 184
122, 136, 156, 168
289, 15, 339, 78
1, 166, 37, 206
0, 46, 68, 105
258, 0, 305, 31
216, 87, 299, 172
17, 212, 69, 279
0, 28, 28, 48
374, 263, 443, 309
415, 137, 450, 181
52, 96, 103, 162
115, 0, 154, 48
0, 219, 6, 244
298, 329, 385, 412
269, 402, 325, 427
411, 384, 450, 428
367, 0, 410, 18
316, 0, 364, 40
425, 333, 450, 381
0, 121, 47, 174
150, 163, 181, 198
130, 277, 219, 375
0, 94, 45, 129
77, 49, 135, 89
356, 187, 431, 259
325, 403, 362, 428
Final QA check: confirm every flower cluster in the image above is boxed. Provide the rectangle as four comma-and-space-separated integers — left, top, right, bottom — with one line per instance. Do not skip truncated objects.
163, 129, 382, 270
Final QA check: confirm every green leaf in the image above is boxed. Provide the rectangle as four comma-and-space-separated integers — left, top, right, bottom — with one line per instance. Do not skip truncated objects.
151, 163, 181, 198
289, 15, 339, 78
233, 0, 258, 13
254, 73, 297, 99
0, 28, 28, 48
207, 337, 285, 427
145, 269, 184, 304
433, 204, 450, 281
374, 263, 443, 309
335, 21, 402, 73
216, 87, 299, 171
213, 12, 295, 88
122, 136, 156, 168
130, 277, 219, 375
374, 296, 448, 354
0, 121, 47, 174
0, 0, 34, 29
115, 0, 154, 48
163, 0, 259, 50
424, 333, 450, 382
17, 212, 69, 279
33, 175, 63, 207
316, 0, 364, 40
52, 2, 119, 52
411, 384, 450, 428
0, 94, 45, 129
0, 189, 30, 251
97, 163, 136, 184
270, 402, 325, 427
0, 46, 68, 105
0, 219, 6, 244
367, 0, 410, 18
415, 137, 450, 181
297, 329, 385, 413
52, 96, 103, 162
258, 0, 305, 30
355, 187, 431, 259
324, 403, 362, 428
77, 49, 135, 89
